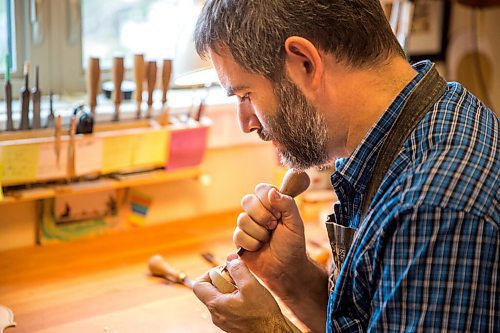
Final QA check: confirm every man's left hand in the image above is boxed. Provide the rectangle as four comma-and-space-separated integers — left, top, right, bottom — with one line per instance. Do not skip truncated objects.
193, 257, 292, 333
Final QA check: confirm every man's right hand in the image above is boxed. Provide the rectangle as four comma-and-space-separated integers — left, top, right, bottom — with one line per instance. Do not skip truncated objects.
233, 183, 308, 295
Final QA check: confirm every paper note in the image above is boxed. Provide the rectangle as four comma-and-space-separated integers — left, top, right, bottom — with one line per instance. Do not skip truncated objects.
133, 130, 169, 167
0, 164, 4, 201
37, 141, 68, 180
75, 138, 103, 176
101, 135, 137, 174
1, 144, 40, 184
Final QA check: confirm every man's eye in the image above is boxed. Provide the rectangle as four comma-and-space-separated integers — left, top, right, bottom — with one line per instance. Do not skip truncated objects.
240, 93, 251, 102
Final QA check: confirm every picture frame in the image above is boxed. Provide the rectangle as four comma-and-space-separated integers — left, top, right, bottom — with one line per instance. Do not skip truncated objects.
407, 0, 451, 61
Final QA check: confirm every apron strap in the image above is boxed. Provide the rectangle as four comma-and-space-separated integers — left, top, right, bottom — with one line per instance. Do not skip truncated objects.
360, 64, 447, 220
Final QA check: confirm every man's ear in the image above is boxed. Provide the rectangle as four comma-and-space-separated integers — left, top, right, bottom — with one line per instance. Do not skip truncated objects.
284, 36, 323, 93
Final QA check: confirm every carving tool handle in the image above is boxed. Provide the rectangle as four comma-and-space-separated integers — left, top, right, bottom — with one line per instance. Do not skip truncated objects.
19, 62, 30, 130
133, 54, 145, 119
148, 254, 193, 288
146, 60, 157, 118
31, 65, 41, 129
112, 56, 124, 121
161, 59, 172, 105
54, 115, 62, 165
86, 57, 100, 116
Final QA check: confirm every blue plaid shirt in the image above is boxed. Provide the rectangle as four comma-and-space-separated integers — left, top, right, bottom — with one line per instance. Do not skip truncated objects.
326, 60, 499, 332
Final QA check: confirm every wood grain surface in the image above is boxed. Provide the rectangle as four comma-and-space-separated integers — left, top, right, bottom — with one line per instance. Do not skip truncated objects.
0, 211, 240, 333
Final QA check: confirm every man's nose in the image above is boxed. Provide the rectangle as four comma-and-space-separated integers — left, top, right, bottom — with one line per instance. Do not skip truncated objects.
237, 103, 261, 133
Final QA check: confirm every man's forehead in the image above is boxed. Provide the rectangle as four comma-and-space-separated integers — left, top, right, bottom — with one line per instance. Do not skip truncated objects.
209, 48, 250, 95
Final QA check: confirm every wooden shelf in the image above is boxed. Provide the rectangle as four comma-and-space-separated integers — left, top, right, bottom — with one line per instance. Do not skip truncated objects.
0, 166, 203, 204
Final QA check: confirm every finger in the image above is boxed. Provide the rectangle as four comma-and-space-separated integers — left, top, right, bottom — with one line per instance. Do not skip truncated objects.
240, 194, 278, 230
237, 213, 270, 243
233, 226, 262, 252
268, 188, 303, 234
193, 277, 221, 305
255, 183, 282, 219
226, 258, 259, 292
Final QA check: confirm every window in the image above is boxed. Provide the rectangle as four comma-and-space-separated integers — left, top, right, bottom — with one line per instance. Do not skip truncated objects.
0, 0, 15, 75
82, 0, 194, 69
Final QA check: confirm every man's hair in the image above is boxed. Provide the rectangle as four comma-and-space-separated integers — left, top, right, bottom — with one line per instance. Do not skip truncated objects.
195, 0, 406, 81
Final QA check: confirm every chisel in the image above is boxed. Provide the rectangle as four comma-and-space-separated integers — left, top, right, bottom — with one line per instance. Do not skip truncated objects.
46, 91, 55, 128
112, 56, 124, 121
4, 54, 13, 131
161, 59, 172, 106
55, 115, 62, 165
31, 66, 41, 129
19, 62, 30, 130
146, 60, 157, 119
87, 57, 100, 117
133, 54, 145, 119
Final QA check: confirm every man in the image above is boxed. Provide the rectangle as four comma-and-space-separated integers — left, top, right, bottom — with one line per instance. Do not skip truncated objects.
192, 0, 499, 332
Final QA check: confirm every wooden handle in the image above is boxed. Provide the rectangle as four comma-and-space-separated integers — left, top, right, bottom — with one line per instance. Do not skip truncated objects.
55, 115, 62, 165
133, 54, 145, 118
86, 57, 100, 115
148, 254, 192, 287
67, 116, 77, 178
146, 60, 157, 107
279, 169, 310, 198
161, 59, 172, 105
112, 56, 124, 121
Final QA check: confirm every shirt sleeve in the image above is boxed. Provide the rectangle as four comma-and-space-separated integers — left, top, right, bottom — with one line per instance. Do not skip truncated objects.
366, 204, 499, 332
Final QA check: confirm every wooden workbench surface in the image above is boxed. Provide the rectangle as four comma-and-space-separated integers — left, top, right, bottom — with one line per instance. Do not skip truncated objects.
0, 208, 330, 333
0, 211, 241, 333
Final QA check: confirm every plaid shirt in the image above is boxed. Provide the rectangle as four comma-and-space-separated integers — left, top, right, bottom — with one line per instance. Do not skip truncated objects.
326, 60, 499, 332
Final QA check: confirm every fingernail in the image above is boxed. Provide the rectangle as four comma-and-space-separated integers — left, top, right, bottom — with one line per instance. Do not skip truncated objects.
226, 253, 238, 261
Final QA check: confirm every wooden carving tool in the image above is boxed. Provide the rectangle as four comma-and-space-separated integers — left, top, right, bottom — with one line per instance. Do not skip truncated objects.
193, 98, 206, 122
4, 54, 13, 131
67, 116, 77, 178
112, 56, 124, 121
19, 62, 30, 130
201, 252, 223, 267
55, 115, 62, 165
46, 91, 55, 128
146, 60, 157, 119
148, 254, 194, 288
133, 54, 145, 119
214, 169, 310, 282
161, 59, 172, 106
86, 57, 100, 117
31, 65, 41, 129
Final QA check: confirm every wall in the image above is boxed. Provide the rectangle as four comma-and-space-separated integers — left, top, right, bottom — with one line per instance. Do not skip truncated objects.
446, 4, 500, 112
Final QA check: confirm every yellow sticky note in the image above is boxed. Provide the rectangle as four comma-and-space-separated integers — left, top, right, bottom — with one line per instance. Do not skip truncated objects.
0, 164, 4, 201
102, 135, 137, 174
2, 144, 40, 184
133, 130, 169, 167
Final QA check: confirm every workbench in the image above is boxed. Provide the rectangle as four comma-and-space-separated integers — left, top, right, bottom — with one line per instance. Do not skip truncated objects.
0, 211, 239, 332
0, 209, 331, 333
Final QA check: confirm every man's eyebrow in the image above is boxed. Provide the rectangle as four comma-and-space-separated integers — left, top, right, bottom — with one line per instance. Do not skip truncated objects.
226, 85, 250, 97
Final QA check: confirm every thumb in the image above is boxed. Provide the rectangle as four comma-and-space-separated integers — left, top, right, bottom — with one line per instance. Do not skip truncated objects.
268, 188, 303, 233
226, 258, 257, 291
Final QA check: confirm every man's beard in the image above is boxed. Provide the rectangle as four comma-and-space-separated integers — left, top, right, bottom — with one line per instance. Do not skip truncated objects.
258, 76, 331, 170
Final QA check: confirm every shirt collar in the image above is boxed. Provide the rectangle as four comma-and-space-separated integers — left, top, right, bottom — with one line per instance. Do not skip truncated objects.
333, 60, 434, 194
